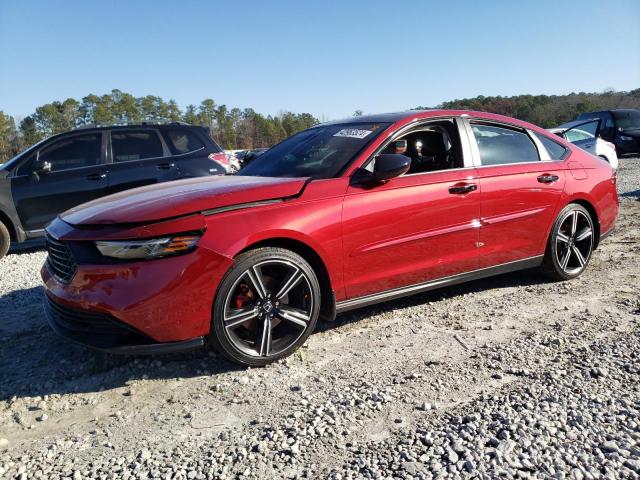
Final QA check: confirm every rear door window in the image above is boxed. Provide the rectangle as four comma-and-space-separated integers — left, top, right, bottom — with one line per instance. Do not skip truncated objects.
470, 124, 539, 166
111, 130, 164, 162
37, 133, 102, 172
164, 129, 206, 154
535, 133, 569, 160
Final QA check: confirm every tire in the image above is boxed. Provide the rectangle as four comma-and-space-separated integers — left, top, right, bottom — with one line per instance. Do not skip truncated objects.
0, 221, 10, 260
207, 247, 321, 367
541, 204, 595, 281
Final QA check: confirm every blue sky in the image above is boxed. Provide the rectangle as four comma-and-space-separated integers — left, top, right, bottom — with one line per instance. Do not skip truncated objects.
1, 0, 638, 121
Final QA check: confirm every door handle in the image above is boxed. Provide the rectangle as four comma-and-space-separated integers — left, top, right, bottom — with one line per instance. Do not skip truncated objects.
448, 183, 477, 194
86, 173, 107, 181
156, 163, 175, 170
582, 144, 594, 149
537, 174, 559, 184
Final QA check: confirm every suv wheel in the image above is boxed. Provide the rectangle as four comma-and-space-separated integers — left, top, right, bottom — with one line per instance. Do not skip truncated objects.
0, 221, 10, 259
208, 247, 321, 367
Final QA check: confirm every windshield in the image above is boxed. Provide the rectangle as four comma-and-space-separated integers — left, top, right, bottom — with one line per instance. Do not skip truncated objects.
238, 122, 391, 178
613, 110, 640, 130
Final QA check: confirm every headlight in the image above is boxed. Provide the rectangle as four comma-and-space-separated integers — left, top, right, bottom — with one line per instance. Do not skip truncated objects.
95, 234, 201, 260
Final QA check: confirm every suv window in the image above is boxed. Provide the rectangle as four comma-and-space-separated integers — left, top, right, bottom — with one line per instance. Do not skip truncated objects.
535, 133, 569, 160
165, 129, 205, 154
37, 133, 102, 172
111, 130, 163, 162
612, 110, 640, 130
471, 124, 539, 166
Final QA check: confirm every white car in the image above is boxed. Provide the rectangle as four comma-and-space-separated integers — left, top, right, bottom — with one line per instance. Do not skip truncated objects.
549, 119, 618, 170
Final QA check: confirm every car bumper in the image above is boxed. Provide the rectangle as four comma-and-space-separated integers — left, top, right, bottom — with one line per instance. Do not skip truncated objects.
41, 233, 234, 348
44, 294, 205, 354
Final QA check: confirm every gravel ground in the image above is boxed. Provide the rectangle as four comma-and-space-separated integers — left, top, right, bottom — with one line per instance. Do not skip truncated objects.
1, 158, 639, 479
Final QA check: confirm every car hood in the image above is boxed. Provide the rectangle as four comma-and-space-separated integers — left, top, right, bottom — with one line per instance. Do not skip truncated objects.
60, 175, 309, 226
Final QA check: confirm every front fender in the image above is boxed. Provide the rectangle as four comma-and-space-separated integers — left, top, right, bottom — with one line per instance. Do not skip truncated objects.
200, 196, 345, 299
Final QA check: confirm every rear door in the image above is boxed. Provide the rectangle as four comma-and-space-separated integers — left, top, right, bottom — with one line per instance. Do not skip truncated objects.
465, 120, 566, 268
11, 131, 108, 232
105, 128, 180, 195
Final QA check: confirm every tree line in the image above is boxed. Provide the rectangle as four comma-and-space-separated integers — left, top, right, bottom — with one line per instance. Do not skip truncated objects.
0, 89, 319, 163
423, 88, 640, 128
1, 88, 639, 164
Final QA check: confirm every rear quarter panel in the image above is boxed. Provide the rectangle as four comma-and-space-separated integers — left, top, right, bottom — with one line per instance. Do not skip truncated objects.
561, 149, 618, 239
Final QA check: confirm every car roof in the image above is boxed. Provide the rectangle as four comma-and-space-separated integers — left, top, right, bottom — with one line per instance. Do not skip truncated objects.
320, 109, 543, 131
70, 122, 203, 133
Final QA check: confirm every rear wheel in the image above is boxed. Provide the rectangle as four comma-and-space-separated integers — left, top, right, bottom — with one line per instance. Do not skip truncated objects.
208, 247, 321, 367
541, 204, 594, 281
0, 221, 10, 259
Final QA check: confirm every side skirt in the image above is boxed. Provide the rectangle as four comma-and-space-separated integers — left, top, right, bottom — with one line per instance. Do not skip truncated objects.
335, 256, 544, 313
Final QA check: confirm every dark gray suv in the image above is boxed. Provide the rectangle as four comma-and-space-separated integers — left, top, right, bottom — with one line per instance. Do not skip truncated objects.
0, 123, 226, 258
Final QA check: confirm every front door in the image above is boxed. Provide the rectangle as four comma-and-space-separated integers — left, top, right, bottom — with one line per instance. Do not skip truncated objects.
341, 119, 480, 299
11, 131, 108, 232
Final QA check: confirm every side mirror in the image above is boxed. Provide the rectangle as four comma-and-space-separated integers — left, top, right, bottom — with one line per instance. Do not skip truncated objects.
372, 154, 411, 182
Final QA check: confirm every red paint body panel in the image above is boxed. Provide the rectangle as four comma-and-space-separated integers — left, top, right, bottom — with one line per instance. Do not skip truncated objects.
476, 163, 565, 267
61, 175, 309, 225
43, 246, 233, 341
42, 110, 620, 346
342, 169, 480, 297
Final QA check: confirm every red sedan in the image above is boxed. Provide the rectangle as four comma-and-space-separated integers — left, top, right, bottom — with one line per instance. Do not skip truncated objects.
42, 111, 618, 366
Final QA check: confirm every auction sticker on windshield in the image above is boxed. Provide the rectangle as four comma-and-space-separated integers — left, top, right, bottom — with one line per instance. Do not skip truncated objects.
333, 128, 372, 139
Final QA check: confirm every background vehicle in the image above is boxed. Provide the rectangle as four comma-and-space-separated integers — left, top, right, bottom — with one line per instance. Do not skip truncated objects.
549, 119, 618, 169
0, 122, 226, 258
575, 109, 640, 156
237, 148, 269, 168
42, 111, 618, 367
221, 151, 242, 173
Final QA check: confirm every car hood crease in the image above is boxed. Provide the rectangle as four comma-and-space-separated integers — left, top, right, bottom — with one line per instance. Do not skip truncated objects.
60, 176, 309, 225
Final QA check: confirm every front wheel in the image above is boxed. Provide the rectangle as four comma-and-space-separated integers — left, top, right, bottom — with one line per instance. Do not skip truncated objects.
0, 221, 10, 259
208, 247, 321, 367
541, 204, 595, 281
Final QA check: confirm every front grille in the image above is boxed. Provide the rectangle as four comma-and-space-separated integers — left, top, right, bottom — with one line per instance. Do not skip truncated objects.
45, 296, 153, 348
45, 234, 77, 283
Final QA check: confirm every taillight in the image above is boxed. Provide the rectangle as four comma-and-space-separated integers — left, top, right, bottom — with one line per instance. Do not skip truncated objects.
209, 153, 229, 166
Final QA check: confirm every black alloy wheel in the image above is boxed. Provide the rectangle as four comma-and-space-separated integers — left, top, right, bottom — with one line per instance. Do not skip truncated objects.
542, 204, 595, 280
209, 247, 320, 366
